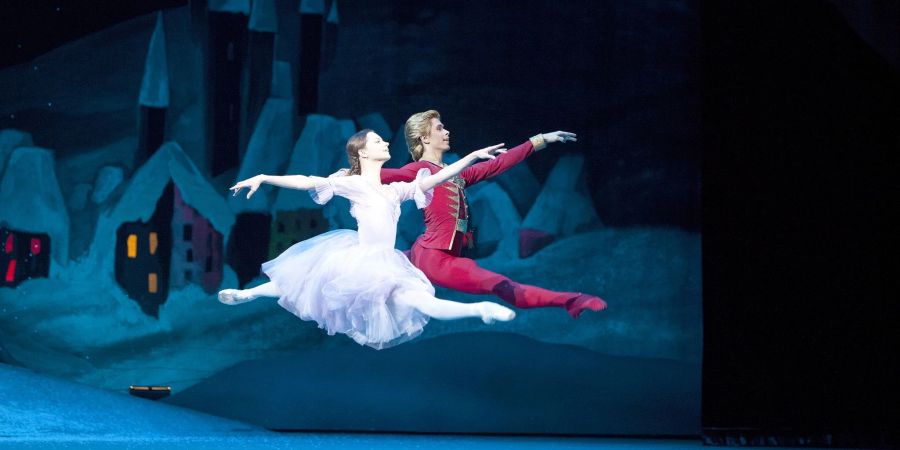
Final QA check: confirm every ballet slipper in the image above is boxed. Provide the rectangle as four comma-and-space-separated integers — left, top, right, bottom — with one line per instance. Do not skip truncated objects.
565, 294, 607, 318
218, 289, 255, 305
477, 302, 516, 324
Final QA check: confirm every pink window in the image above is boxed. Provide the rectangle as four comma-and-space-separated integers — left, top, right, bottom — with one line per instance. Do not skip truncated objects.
5, 260, 16, 282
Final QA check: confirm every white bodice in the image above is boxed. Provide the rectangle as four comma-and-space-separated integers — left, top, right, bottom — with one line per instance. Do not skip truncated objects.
309, 170, 432, 249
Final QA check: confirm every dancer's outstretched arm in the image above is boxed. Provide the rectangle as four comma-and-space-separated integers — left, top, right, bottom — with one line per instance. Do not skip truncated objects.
381, 164, 426, 183
381, 141, 507, 184
461, 131, 577, 186
419, 144, 507, 191
229, 174, 316, 199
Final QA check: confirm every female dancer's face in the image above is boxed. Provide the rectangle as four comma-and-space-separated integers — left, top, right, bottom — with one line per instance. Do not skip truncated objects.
361, 132, 391, 162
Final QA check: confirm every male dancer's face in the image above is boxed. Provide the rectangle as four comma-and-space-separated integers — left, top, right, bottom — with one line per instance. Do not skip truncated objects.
422, 117, 451, 153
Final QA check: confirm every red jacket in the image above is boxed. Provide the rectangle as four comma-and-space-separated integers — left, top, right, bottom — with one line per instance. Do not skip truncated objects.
381, 140, 536, 251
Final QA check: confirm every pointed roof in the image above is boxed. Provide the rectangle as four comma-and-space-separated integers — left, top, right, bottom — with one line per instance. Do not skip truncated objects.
228, 98, 293, 213
109, 142, 233, 232
89, 143, 234, 272
0, 147, 69, 264
521, 153, 600, 236
0, 129, 34, 179
326, 0, 340, 24
138, 12, 169, 108
272, 114, 355, 212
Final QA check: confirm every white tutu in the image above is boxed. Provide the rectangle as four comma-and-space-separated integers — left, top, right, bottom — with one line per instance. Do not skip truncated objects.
261, 170, 435, 349
262, 230, 432, 349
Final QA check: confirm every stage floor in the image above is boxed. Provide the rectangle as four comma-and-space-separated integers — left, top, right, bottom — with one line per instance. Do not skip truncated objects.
1, 364, 827, 450
0, 434, 836, 450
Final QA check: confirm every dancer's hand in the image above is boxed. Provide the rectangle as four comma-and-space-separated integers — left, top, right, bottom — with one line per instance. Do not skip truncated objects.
542, 131, 577, 144
230, 175, 267, 199
422, 144, 508, 191
469, 143, 507, 161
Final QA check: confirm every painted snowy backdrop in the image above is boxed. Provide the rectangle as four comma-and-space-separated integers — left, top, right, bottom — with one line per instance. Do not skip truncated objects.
0, 0, 701, 435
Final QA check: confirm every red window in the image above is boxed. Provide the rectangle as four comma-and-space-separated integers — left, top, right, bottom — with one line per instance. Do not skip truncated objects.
5, 260, 16, 283
31, 238, 42, 255
4, 234, 13, 254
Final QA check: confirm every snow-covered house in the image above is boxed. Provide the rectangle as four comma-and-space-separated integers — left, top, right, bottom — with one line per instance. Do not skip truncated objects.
0, 147, 69, 285
90, 142, 234, 317
226, 85, 293, 287
0, 227, 50, 288
269, 114, 355, 258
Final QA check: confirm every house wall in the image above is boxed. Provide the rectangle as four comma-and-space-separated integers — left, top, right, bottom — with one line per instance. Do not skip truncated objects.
171, 186, 223, 293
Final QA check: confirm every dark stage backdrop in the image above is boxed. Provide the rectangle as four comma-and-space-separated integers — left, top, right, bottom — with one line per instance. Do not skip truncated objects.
702, 0, 899, 447
0, 0, 701, 436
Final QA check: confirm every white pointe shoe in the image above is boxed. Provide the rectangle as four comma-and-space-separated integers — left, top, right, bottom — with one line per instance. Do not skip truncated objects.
218, 289, 255, 305
477, 302, 516, 324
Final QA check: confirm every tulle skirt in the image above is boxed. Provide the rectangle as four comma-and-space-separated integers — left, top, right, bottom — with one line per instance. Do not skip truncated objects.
262, 229, 433, 349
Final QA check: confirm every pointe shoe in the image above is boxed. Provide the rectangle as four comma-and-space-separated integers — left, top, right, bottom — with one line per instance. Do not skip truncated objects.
218, 289, 255, 305
565, 294, 607, 319
478, 302, 516, 324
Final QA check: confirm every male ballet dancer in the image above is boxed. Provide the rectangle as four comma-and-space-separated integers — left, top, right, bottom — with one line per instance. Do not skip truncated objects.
381, 110, 606, 318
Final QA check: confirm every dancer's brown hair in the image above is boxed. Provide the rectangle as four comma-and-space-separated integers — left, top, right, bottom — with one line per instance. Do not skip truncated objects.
345, 128, 374, 175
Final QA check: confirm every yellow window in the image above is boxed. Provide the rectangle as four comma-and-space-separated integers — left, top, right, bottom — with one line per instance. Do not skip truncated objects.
148, 273, 158, 293
127, 234, 137, 258
149, 232, 158, 255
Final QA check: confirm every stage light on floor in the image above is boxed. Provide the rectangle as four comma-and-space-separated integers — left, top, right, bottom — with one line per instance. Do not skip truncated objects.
129, 385, 171, 400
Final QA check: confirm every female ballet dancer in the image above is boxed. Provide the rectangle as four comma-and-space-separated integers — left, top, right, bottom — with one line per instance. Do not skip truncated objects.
219, 129, 516, 349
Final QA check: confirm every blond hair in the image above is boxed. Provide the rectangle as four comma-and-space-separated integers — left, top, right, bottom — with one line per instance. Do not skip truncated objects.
404, 110, 440, 161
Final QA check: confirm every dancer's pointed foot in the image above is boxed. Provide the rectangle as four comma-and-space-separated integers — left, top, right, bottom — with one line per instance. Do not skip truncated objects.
477, 302, 516, 324
565, 294, 607, 318
218, 289, 255, 305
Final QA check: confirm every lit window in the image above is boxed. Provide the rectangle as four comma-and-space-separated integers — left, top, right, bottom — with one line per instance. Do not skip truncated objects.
149, 232, 158, 255
127, 234, 138, 258
148, 273, 158, 293
5, 260, 16, 283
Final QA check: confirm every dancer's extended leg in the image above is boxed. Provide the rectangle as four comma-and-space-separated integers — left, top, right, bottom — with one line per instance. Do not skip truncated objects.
409, 242, 607, 318
394, 290, 515, 324
218, 281, 282, 305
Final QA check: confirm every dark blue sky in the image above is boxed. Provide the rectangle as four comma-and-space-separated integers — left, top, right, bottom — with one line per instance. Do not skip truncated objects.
1, 0, 186, 69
